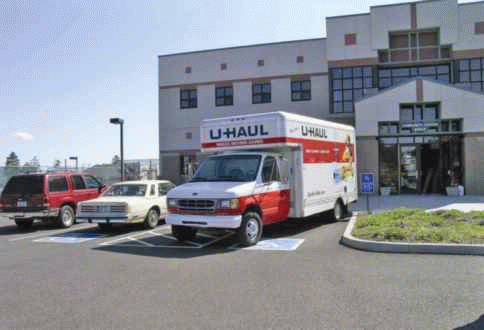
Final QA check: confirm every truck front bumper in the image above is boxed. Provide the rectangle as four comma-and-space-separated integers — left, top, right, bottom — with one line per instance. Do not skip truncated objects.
166, 214, 242, 229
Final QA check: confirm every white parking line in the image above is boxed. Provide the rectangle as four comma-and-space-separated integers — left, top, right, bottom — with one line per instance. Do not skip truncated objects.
127, 237, 155, 247
98, 227, 169, 246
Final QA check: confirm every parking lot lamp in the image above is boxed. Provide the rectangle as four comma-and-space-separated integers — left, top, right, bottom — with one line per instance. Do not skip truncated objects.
109, 117, 124, 181
69, 156, 78, 170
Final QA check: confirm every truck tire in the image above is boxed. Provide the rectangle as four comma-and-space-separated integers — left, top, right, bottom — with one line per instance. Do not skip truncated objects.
332, 200, 345, 221
58, 205, 75, 228
238, 211, 262, 246
144, 208, 160, 229
15, 219, 34, 230
172, 225, 197, 242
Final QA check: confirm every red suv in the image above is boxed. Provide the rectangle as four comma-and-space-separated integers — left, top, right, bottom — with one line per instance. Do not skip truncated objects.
0, 172, 106, 230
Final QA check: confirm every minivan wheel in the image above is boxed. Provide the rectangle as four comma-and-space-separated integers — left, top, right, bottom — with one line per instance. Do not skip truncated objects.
238, 211, 262, 246
58, 205, 75, 228
15, 219, 34, 230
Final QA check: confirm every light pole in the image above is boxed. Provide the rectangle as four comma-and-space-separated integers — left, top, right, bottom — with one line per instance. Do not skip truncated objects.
69, 156, 78, 170
109, 117, 124, 181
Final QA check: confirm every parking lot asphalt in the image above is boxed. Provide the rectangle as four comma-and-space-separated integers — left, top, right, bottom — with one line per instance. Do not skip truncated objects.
1, 195, 484, 329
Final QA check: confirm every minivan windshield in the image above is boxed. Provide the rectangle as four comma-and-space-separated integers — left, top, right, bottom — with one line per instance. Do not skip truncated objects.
190, 154, 261, 182
103, 184, 147, 197
3, 176, 44, 195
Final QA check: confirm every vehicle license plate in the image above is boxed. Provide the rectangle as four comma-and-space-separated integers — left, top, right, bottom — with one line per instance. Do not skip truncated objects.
17, 200, 27, 208
97, 205, 110, 213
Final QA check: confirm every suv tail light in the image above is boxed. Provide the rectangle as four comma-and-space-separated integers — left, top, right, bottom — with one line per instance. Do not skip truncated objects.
42, 196, 49, 208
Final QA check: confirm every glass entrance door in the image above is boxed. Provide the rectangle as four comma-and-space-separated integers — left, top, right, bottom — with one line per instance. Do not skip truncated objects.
400, 145, 419, 193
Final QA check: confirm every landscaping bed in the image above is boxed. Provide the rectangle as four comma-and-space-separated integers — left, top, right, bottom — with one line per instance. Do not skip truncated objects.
352, 208, 484, 244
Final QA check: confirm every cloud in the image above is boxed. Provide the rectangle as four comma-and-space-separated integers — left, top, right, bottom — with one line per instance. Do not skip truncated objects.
15, 132, 34, 141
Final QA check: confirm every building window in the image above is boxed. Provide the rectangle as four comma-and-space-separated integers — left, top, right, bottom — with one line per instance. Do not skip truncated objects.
344, 33, 357, 46
455, 58, 484, 92
180, 88, 197, 109
220, 63, 227, 71
291, 79, 311, 101
330, 66, 376, 113
185, 132, 192, 140
252, 82, 271, 104
215, 86, 234, 106
185, 66, 192, 74
475, 22, 484, 34
257, 59, 265, 67
296, 56, 304, 63
378, 64, 451, 89
378, 29, 451, 63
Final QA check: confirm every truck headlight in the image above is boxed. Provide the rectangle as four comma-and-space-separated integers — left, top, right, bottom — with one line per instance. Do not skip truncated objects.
167, 199, 177, 208
219, 198, 239, 209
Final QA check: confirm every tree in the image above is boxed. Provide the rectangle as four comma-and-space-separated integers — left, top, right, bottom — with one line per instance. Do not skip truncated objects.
6, 152, 20, 167
112, 155, 120, 164
53, 159, 62, 168
23, 156, 40, 168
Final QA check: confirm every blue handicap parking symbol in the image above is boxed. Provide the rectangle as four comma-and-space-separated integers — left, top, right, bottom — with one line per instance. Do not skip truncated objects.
360, 173, 375, 193
34, 232, 106, 244
245, 238, 305, 251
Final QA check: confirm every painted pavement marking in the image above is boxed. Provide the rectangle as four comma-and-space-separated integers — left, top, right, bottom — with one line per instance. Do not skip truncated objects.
33, 232, 107, 244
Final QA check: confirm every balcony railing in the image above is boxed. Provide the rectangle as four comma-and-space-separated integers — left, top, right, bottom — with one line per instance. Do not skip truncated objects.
378, 45, 452, 63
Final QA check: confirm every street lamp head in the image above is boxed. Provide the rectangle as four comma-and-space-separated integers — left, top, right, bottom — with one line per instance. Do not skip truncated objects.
110, 117, 124, 125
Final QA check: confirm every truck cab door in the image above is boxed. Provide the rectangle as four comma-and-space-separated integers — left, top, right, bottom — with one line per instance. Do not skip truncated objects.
256, 156, 290, 224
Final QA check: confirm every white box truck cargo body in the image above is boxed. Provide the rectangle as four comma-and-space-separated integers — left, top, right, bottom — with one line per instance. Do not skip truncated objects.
166, 111, 357, 245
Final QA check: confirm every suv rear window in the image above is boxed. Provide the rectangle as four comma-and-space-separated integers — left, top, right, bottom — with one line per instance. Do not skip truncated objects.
3, 176, 44, 194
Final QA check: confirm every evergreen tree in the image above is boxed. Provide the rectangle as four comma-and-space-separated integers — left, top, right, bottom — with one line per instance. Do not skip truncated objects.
6, 152, 20, 166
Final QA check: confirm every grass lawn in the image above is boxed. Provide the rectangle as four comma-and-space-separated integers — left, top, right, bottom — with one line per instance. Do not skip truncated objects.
352, 208, 484, 244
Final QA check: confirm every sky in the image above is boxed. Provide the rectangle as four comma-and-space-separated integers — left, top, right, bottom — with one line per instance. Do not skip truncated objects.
1, 0, 475, 168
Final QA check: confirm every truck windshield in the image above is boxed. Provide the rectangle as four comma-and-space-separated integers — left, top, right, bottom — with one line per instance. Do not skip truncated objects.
190, 155, 261, 182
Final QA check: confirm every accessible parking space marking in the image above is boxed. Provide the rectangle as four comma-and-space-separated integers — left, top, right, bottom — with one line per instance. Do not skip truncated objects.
8, 224, 99, 242
99, 228, 235, 249
33, 232, 107, 244
229, 238, 305, 251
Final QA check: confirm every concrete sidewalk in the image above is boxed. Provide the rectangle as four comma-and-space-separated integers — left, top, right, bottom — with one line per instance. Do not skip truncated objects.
342, 194, 484, 255
349, 194, 484, 213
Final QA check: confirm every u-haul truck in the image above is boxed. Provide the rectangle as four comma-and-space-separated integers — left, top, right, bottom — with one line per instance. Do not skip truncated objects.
166, 111, 357, 246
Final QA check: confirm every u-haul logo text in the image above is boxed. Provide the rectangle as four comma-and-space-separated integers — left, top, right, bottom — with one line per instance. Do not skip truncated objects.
301, 125, 328, 139
209, 125, 269, 140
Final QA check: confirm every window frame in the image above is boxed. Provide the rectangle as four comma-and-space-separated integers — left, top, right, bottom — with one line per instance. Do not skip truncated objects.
180, 88, 198, 109
252, 82, 271, 104
291, 79, 311, 102
215, 86, 234, 106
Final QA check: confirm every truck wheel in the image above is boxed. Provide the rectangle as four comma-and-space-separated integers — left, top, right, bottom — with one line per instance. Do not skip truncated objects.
15, 219, 34, 230
238, 211, 262, 246
172, 225, 197, 242
332, 200, 345, 221
58, 205, 75, 228
144, 208, 160, 229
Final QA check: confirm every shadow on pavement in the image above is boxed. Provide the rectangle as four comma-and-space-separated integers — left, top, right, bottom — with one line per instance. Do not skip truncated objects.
93, 211, 341, 259
454, 314, 484, 330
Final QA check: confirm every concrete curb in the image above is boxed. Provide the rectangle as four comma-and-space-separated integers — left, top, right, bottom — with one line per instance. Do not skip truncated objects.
340, 213, 484, 256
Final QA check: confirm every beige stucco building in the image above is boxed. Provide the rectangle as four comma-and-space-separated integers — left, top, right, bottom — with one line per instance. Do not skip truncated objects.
159, 0, 484, 194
